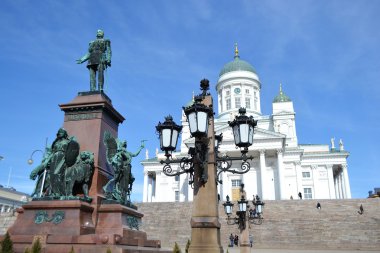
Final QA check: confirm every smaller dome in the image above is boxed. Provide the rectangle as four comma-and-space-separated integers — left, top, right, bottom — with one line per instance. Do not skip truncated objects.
219, 44, 256, 77
273, 84, 292, 103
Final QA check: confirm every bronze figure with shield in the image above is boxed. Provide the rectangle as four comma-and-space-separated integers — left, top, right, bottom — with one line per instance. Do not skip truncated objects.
29, 128, 94, 200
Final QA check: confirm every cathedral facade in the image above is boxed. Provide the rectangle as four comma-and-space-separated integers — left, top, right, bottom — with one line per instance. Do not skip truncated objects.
141, 47, 351, 202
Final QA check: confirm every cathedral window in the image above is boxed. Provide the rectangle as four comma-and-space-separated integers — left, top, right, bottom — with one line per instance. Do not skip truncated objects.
226, 89, 230, 96
245, 97, 251, 109
245, 89, 250, 94
226, 98, 231, 110
175, 175, 180, 181
231, 179, 241, 187
302, 172, 311, 178
175, 191, 180, 202
303, 188, 313, 199
235, 97, 241, 108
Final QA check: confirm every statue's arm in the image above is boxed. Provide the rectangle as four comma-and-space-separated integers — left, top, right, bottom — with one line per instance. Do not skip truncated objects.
76, 42, 92, 64
105, 39, 112, 66
131, 141, 145, 157
30, 164, 44, 180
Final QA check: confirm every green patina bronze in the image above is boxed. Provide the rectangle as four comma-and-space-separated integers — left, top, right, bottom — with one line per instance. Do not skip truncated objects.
29, 128, 95, 200
273, 84, 292, 103
77, 29, 112, 91
30, 147, 52, 197
103, 131, 145, 205
35, 210, 65, 225
126, 216, 140, 230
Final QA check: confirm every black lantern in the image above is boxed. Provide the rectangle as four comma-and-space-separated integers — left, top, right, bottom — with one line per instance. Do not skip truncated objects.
238, 196, 248, 212
183, 96, 212, 138
156, 115, 182, 155
223, 195, 234, 216
215, 133, 223, 149
254, 196, 264, 215
228, 108, 257, 148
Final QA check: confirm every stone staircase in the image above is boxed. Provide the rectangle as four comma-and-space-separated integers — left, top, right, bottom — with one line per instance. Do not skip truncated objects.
137, 198, 380, 250
0, 213, 17, 235
1, 199, 379, 251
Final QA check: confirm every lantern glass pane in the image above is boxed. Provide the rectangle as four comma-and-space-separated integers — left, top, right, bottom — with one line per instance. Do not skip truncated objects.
257, 204, 262, 214
225, 205, 232, 215
233, 125, 240, 145
239, 202, 246, 212
240, 123, 249, 143
197, 111, 208, 133
248, 125, 254, 144
171, 129, 179, 148
188, 112, 197, 134
162, 129, 172, 148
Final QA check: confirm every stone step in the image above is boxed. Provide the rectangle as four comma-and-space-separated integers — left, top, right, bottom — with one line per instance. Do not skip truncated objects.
137, 198, 380, 251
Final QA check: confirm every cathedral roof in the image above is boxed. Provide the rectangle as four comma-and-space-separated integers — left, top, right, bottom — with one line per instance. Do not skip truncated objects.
219, 44, 257, 77
273, 84, 292, 103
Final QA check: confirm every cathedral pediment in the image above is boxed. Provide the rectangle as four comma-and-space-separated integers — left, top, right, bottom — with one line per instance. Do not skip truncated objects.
273, 110, 294, 115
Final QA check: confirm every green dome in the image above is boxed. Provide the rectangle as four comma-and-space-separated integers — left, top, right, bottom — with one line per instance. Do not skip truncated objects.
273, 84, 292, 103
219, 45, 256, 77
219, 55, 256, 77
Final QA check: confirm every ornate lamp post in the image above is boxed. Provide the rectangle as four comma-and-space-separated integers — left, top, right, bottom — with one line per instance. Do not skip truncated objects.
155, 79, 257, 253
27, 149, 43, 165
27, 148, 47, 197
223, 184, 265, 253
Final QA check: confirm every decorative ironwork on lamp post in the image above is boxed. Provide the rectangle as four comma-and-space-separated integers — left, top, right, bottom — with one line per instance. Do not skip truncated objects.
155, 79, 258, 252
223, 184, 265, 253
156, 92, 257, 186
223, 191, 265, 230
223, 193, 265, 228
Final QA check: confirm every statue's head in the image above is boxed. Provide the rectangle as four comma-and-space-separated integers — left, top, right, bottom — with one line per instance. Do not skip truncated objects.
57, 128, 68, 139
80, 151, 94, 164
97, 29, 104, 39
121, 140, 127, 148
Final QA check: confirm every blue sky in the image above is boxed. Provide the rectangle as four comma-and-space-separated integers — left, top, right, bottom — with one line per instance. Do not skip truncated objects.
0, 0, 379, 201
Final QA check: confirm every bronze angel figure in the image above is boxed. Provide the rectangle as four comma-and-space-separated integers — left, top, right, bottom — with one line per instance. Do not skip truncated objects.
103, 131, 145, 204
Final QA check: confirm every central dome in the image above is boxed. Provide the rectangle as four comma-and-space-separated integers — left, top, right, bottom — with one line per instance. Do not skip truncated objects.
219, 46, 256, 77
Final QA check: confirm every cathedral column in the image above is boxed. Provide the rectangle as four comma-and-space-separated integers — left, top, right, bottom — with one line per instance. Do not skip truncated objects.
342, 164, 352, 198
259, 150, 267, 200
336, 174, 340, 199
311, 165, 319, 199
339, 170, 346, 199
326, 165, 336, 199
295, 161, 302, 197
339, 173, 345, 198
148, 172, 155, 202
179, 174, 188, 202
143, 171, 148, 202
276, 149, 284, 199
337, 173, 343, 199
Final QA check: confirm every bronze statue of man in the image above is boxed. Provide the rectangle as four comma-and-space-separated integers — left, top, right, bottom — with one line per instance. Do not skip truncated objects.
77, 29, 112, 91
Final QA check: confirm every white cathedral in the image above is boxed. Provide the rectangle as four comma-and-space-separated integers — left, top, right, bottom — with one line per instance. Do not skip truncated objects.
141, 46, 351, 202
